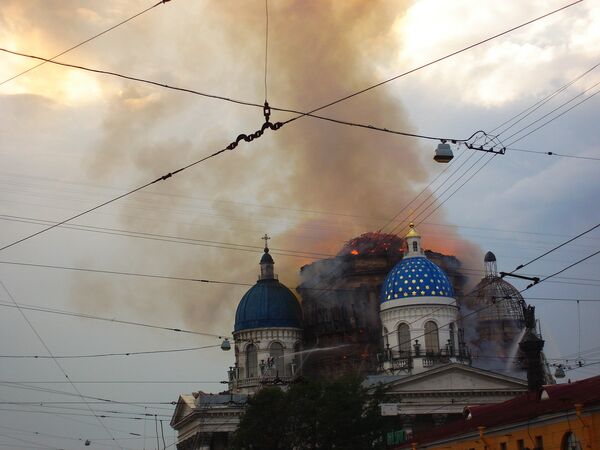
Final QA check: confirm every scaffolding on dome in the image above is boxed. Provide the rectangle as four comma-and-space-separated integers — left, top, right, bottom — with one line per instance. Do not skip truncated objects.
473, 251, 526, 323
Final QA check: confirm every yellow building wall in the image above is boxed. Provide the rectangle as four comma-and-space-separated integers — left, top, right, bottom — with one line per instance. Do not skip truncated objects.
416, 407, 599, 450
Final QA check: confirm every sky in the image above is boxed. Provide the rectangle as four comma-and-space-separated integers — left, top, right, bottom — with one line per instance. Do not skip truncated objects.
0, 0, 599, 448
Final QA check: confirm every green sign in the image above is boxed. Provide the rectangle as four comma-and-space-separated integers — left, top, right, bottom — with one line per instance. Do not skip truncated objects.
387, 430, 407, 446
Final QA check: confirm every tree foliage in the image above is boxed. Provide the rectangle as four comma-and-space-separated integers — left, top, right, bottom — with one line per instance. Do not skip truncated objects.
231, 376, 390, 450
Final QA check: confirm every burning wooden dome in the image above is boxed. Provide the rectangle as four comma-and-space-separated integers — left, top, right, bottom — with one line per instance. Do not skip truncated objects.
297, 232, 466, 379
337, 232, 405, 258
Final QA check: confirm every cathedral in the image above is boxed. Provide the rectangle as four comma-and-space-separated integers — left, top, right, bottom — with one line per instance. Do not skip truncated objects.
171, 225, 551, 449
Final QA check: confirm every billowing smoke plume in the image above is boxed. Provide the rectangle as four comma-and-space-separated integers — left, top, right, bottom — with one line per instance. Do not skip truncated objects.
6, 1, 483, 332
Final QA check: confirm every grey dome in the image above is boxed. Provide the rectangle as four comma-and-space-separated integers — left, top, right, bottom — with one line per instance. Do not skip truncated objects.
484, 251, 497, 263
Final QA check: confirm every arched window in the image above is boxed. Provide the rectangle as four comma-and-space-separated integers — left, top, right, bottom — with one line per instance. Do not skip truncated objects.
424, 321, 440, 354
562, 432, 581, 450
270, 342, 284, 376
448, 323, 455, 355
246, 344, 257, 378
412, 241, 418, 252
383, 327, 389, 348
398, 323, 411, 354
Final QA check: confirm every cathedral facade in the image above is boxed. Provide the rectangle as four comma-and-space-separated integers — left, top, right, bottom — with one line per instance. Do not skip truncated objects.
171, 226, 548, 449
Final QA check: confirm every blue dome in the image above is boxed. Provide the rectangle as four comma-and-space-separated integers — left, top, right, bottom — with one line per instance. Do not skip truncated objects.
381, 256, 454, 303
234, 279, 302, 332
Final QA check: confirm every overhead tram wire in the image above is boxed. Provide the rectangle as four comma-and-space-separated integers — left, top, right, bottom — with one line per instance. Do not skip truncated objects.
415, 153, 497, 226
279, 0, 584, 127
0, 260, 255, 286
0, 214, 335, 259
0, 0, 172, 87
506, 222, 600, 273
393, 150, 489, 233
408, 77, 600, 225
410, 76, 600, 228
0, 1, 584, 145
377, 148, 470, 234
381, 61, 600, 236
491, 60, 600, 137
521, 248, 600, 291
501, 79, 600, 145
507, 147, 600, 161
0, 344, 220, 359
0, 281, 124, 449
0, 300, 228, 339
264, 0, 269, 103
0, 46, 488, 145
506, 88, 600, 147
1, 207, 598, 253
0, 105, 286, 253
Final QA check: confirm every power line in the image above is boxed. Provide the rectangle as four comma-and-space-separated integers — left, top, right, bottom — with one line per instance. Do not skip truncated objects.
415, 152, 497, 226
0, 260, 254, 286
0, 214, 334, 259
0, 2, 583, 146
0, 115, 284, 253
506, 87, 600, 147
503, 80, 600, 144
522, 248, 600, 291
0, 280, 124, 449
264, 0, 269, 103
0, 300, 228, 338
280, 0, 584, 127
0, 344, 220, 359
0, 0, 171, 87
400, 68, 600, 234
508, 222, 600, 272
492, 60, 600, 137
0, 45, 484, 144
378, 150, 469, 233
507, 147, 600, 161
0, 380, 221, 385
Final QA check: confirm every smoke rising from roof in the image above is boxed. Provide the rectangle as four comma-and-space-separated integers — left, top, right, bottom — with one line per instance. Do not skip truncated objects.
10, 1, 484, 331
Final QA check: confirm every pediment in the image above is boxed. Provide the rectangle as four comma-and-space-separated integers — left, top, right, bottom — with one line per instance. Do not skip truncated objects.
380, 364, 528, 394
170, 394, 196, 427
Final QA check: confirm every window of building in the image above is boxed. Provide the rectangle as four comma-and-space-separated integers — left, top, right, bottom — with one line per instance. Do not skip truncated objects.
398, 323, 411, 354
562, 432, 581, 450
246, 344, 257, 378
413, 241, 418, 252
270, 342, 284, 376
424, 321, 440, 354
383, 327, 389, 348
535, 436, 544, 450
517, 439, 525, 450
500, 442, 507, 450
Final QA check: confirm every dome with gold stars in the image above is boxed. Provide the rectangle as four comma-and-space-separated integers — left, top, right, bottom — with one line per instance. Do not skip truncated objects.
380, 256, 454, 302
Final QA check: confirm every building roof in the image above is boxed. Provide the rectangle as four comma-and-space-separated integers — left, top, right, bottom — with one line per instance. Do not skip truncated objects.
234, 279, 302, 332
396, 375, 600, 448
381, 256, 454, 303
